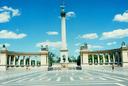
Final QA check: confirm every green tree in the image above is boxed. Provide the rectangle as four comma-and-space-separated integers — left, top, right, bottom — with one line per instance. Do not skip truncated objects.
48, 52, 55, 67
77, 55, 81, 66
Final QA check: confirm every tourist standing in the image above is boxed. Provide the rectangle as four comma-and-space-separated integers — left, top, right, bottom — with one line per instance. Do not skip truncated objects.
112, 64, 114, 71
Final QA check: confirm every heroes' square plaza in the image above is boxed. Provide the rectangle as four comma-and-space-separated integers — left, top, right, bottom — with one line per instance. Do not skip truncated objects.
0, 0, 128, 86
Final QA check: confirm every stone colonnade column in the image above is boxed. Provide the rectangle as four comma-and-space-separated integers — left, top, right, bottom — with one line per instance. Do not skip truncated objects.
113, 54, 115, 64
23, 56, 26, 66
29, 56, 31, 66
18, 56, 20, 66
102, 54, 105, 65
108, 54, 111, 64
13, 56, 16, 66
97, 54, 100, 65
9, 56, 11, 66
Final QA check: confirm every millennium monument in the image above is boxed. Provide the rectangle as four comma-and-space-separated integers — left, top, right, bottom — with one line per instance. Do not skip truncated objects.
60, 5, 69, 66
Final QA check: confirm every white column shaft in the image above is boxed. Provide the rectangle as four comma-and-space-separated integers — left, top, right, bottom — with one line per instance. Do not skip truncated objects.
29, 58, 31, 66
61, 17, 67, 50
92, 55, 94, 65
108, 54, 110, 64
97, 55, 100, 64
18, 57, 20, 66
13, 56, 16, 66
9, 56, 11, 66
113, 54, 115, 64
103, 54, 105, 64
23, 57, 26, 66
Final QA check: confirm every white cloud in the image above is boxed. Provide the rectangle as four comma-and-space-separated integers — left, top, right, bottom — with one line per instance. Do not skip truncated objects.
46, 31, 58, 35
0, 43, 10, 48
0, 30, 27, 39
0, 12, 10, 23
100, 29, 128, 40
0, 6, 20, 23
79, 33, 98, 39
36, 40, 61, 48
107, 41, 117, 46
88, 44, 103, 50
66, 11, 76, 18
113, 10, 128, 22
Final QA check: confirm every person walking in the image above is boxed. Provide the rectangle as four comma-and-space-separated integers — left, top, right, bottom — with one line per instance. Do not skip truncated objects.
112, 64, 114, 71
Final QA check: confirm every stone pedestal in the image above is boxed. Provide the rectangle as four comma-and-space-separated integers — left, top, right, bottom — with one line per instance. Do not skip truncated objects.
121, 48, 128, 67
60, 50, 69, 63
40, 51, 48, 66
81, 52, 89, 65
0, 50, 7, 71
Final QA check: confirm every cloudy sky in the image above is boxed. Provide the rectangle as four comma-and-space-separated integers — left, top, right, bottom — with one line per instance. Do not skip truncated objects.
0, 0, 128, 56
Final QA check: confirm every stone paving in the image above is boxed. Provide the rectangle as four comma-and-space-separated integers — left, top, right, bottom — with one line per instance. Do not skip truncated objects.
0, 67, 127, 86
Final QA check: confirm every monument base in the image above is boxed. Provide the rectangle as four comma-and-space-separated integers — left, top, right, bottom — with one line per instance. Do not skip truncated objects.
60, 63, 68, 68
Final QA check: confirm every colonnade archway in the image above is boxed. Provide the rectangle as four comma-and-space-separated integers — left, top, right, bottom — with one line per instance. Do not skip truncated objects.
0, 50, 48, 71
81, 48, 123, 66
7, 55, 42, 67
88, 52, 122, 66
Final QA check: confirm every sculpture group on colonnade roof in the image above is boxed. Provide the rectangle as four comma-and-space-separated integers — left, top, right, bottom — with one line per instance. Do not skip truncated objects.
41, 45, 48, 51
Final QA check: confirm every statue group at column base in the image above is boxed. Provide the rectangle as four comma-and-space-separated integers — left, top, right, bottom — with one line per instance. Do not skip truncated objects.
60, 63, 69, 68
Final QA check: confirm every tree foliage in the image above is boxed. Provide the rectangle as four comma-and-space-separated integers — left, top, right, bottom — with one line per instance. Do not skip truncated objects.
77, 55, 81, 66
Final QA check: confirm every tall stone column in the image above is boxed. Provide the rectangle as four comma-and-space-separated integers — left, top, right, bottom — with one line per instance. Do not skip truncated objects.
60, 5, 69, 64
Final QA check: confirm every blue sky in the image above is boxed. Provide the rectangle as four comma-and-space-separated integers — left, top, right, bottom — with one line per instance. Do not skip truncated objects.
0, 0, 128, 56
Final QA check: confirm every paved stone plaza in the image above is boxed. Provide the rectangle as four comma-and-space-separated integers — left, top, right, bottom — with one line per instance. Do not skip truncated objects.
0, 67, 128, 86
